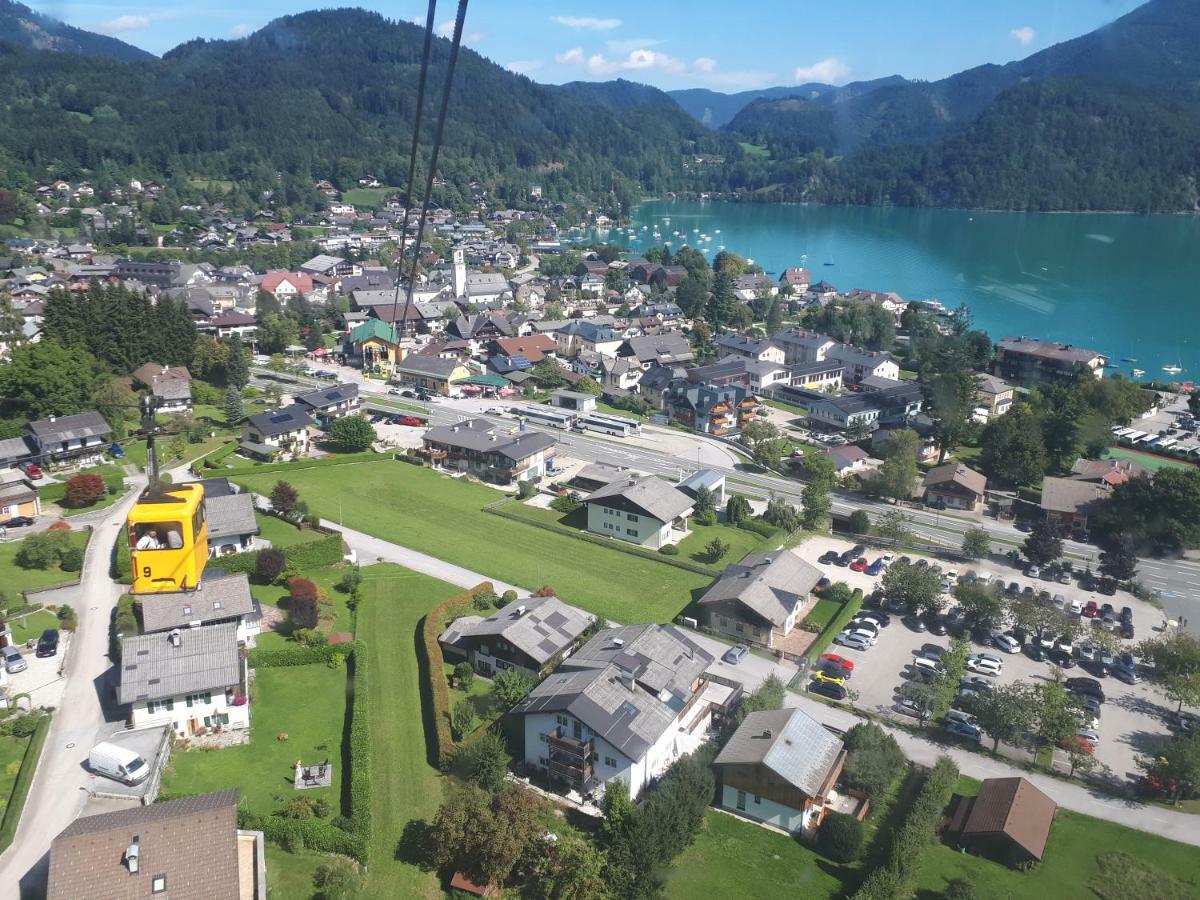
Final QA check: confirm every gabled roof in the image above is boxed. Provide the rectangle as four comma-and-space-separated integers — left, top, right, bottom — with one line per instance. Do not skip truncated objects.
48, 790, 242, 900
441, 596, 591, 666
118, 622, 242, 703
423, 418, 555, 460
1040, 476, 1110, 515
397, 355, 465, 379
714, 707, 844, 798
621, 331, 693, 364
247, 404, 314, 437
296, 383, 359, 410
204, 492, 259, 540
924, 462, 987, 497
584, 476, 694, 523
961, 777, 1057, 861
27, 411, 111, 443
699, 551, 822, 628
139, 573, 256, 633
349, 318, 399, 345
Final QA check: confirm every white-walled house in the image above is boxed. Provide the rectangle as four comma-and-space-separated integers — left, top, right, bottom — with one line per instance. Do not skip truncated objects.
698, 551, 822, 649
514, 624, 715, 801
118, 622, 250, 740
583, 476, 694, 549
241, 404, 314, 461
138, 573, 261, 649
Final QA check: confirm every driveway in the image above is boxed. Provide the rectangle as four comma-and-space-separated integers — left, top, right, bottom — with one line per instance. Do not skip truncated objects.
683, 630, 798, 694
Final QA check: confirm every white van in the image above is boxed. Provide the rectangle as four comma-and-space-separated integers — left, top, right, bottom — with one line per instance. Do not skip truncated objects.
89, 741, 150, 786
912, 655, 945, 676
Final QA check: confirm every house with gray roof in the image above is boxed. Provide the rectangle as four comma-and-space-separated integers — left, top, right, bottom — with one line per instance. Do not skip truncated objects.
139, 572, 260, 647
699, 551, 823, 649
295, 382, 361, 427
241, 404, 314, 461
439, 595, 592, 678
514, 624, 716, 800
118, 622, 250, 740
583, 476, 694, 549
204, 490, 260, 557
423, 418, 556, 485
26, 412, 112, 465
713, 707, 848, 835
617, 331, 694, 369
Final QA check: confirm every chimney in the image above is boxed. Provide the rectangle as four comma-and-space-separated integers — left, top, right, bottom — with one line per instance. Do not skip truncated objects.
762, 728, 773, 739
125, 835, 140, 873
619, 668, 636, 691
516, 604, 526, 617
168, 629, 181, 648
612, 637, 624, 648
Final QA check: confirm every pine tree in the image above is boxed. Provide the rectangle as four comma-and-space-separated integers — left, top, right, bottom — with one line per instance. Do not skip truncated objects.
225, 335, 250, 389
223, 385, 245, 425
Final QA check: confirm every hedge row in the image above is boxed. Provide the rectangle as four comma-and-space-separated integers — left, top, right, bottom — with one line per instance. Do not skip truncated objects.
211, 532, 345, 578
200, 441, 240, 468
224, 451, 380, 477
419, 584, 487, 765
852, 756, 960, 899
487, 503, 721, 578
347, 638, 371, 845
249, 641, 351, 669
237, 810, 364, 859
805, 588, 865, 662
0, 713, 52, 854
111, 530, 132, 585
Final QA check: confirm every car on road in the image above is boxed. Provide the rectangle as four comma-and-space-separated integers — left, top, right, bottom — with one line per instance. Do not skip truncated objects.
850, 557, 869, 572
1049, 648, 1076, 669
3, 516, 35, 528
812, 670, 847, 687
992, 633, 1021, 654
809, 680, 848, 701
842, 625, 878, 645
966, 655, 1002, 677
1026, 564, 1040, 578
1066, 677, 1105, 701
722, 644, 749, 665
834, 632, 871, 651
1082, 601, 1100, 618
36, 628, 59, 657
902, 614, 927, 633
819, 653, 855, 675
912, 655, 945, 677
946, 720, 983, 742
1113, 666, 1141, 685
1015, 520, 1033, 532
1, 645, 26, 673
1006, 581, 1020, 595
854, 611, 890, 628
866, 559, 886, 576
1068, 598, 1084, 615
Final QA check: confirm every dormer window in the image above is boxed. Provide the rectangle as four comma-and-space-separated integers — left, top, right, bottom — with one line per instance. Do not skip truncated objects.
152, 874, 166, 893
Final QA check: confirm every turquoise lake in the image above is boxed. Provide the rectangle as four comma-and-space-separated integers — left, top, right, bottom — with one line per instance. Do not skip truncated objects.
589, 200, 1200, 378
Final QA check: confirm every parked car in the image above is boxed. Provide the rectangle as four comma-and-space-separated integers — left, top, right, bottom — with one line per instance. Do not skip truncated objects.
1066, 677, 1106, 702
945, 709, 978, 728
1077, 727, 1101, 745
1006, 581, 1020, 595
993, 633, 1021, 654
960, 675, 994, 692
814, 577, 832, 594
20, 462, 43, 480
1052, 593, 1067, 608
1058, 735, 1095, 755
866, 559, 885, 576
966, 654, 1003, 677
3, 516, 34, 528
832, 553, 851, 567
722, 644, 749, 665
809, 680, 848, 701
894, 698, 925, 719
848, 618, 881, 639
946, 720, 983, 742
1068, 598, 1084, 615
1, 645, 26, 673
855, 611, 891, 628
850, 557, 869, 572
834, 632, 872, 651
1082, 601, 1101, 619
819, 550, 840, 564
843, 626, 878, 645
902, 614, 928, 633
912, 655, 945, 677
399, 416, 425, 427
1098, 578, 1118, 596
36, 628, 59, 657
1054, 636, 1074, 656
1026, 564, 1040, 578
1166, 711, 1199, 734
1049, 649, 1076, 669
818, 653, 855, 675
812, 670, 847, 687
1119, 606, 1134, 624
108, 443, 126, 459
1113, 666, 1141, 685
1121, 621, 1136, 640
926, 615, 948, 636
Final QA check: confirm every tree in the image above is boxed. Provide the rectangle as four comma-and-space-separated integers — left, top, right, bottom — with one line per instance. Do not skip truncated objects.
63, 473, 107, 507
846, 509, 871, 534
493, 669, 534, 708
951, 583, 1006, 632
927, 370, 977, 461
225, 335, 250, 389
801, 453, 836, 530
1137, 632, 1200, 713
288, 577, 320, 630
270, 481, 300, 518
675, 273, 709, 318
0, 292, 24, 352
1140, 731, 1200, 803
525, 826, 607, 900
875, 509, 913, 544
222, 385, 244, 425
1098, 533, 1138, 583
1062, 735, 1103, 778
692, 485, 716, 518
980, 403, 1046, 485
312, 858, 363, 900
705, 270, 738, 328
841, 723, 906, 797
961, 682, 1035, 752
1034, 676, 1085, 750
0, 340, 100, 425
328, 414, 376, 451
881, 559, 944, 613
896, 679, 940, 725
451, 699, 477, 741
765, 298, 784, 333
817, 812, 865, 862
762, 494, 801, 532
531, 358, 567, 389
458, 730, 511, 791
453, 661, 475, 690
1022, 518, 1063, 567
961, 527, 990, 560
704, 537, 730, 562
255, 548, 286, 583
573, 375, 603, 396
725, 494, 751, 525
93, 377, 139, 441
431, 784, 545, 886
872, 429, 920, 501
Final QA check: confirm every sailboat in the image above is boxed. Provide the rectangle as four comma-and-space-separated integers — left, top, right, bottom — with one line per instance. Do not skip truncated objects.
1132, 369, 1146, 378
1163, 364, 1183, 375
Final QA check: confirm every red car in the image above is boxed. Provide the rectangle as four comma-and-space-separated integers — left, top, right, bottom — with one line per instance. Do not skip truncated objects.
850, 557, 869, 572
20, 462, 43, 480
1082, 601, 1100, 619
398, 416, 425, 427
818, 653, 855, 674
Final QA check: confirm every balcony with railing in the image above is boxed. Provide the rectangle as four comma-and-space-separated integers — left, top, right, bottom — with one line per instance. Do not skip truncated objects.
546, 729, 593, 786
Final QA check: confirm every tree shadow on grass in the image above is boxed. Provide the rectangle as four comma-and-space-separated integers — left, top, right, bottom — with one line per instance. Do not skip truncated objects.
394, 818, 436, 869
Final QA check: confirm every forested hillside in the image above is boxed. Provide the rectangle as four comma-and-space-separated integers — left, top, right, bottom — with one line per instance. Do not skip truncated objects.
0, 0, 153, 62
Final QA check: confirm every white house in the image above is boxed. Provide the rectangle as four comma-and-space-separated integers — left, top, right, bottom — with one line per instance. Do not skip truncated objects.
583, 476, 694, 549
118, 622, 250, 740
138, 572, 261, 648
697, 551, 822, 650
514, 624, 716, 800
241, 405, 314, 461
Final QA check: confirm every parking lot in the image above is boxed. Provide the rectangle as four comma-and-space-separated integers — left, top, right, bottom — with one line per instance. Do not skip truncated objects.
5, 636, 69, 709
793, 534, 1181, 785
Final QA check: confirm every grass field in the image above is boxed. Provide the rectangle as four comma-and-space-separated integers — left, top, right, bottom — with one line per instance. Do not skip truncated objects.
737, 141, 770, 159
1104, 445, 1194, 471
38, 465, 127, 516
444, 661, 500, 735
249, 564, 354, 650
675, 520, 780, 566
124, 434, 233, 471
342, 186, 399, 208
3, 530, 90, 597
231, 461, 713, 623
356, 565, 463, 899
161, 664, 346, 820
595, 401, 649, 421
255, 513, 323, 549
666, 810, 849, 899
762, 397, 809, 417
0, 732, 32, 811
804, 596, 843, 632
8, 609, 59, 645
264, 845, 327, 899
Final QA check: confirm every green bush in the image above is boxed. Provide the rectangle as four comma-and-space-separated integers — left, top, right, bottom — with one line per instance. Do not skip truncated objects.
658, 544, 680, 555
737, 517, 780, 538
420, 585, 487, 765
58, 545, 84, 572
453, 661, 475, 690
516, 480, 537, 500
817, 812, 865, 862
842, 723, 906, 798
14, 531, 71, 570
249, 642, 351, 668
0, 712, 51, 854
847, 510, 871, 534
693, 508, 718, 527
285, 533, 344, 569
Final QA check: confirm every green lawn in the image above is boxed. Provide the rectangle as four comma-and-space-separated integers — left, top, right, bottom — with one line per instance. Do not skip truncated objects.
804, 596, 843, 632
356, 565, 463, 899
8, 610, 59, 645
38, 465, 128, 516
231, 461, 713, 623
595, 401, 649, 421
444, 662, 500, 734
917, 803, 1200, 898
3, 530, 90, 597
124, 434, 234, 472
249, 564, 354, 650
675, 521, 780, 567
666, 810, 850, 899
1104, 445, 1194, 471
342, 186, 399, 208
762, 397, 809, 417
0, 733, 31, 814
264, 845, 326, 899
160, 665, 346, 820
255, 513, 323, 549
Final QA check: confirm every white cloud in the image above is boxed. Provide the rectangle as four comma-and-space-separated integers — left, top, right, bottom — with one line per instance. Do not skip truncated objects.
506, 60, 542, 75
584, 48, 686, 76
692, 57, 716, 75
1010, 26, 1036, 47
793, 57, 852, 85
552, 16, 622, 30
97, 14, 150, 34
435, 19, 483, 44
556, 46, 774, 88
228, 23, 254, 39
555, 47, 586, 65
605, 37, 664, 54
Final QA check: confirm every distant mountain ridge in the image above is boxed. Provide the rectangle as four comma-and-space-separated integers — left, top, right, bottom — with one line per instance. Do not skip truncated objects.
668, 84, 834, 127
0, 0, 154, 61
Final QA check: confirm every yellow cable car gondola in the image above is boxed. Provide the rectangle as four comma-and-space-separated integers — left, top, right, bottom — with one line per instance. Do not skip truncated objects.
126, 396, 209, 594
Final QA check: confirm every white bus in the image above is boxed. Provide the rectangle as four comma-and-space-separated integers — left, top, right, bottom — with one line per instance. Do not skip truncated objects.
1122, 430, 1146, 443
518, 405, 577, 430
575, 411, 642, 437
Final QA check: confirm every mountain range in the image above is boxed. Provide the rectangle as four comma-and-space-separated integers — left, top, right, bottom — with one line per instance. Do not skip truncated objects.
0, 0, 152, 62
0, 0, 1197, 213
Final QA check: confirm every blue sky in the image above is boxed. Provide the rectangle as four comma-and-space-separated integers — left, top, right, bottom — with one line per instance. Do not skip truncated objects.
30, 0, 1144, 90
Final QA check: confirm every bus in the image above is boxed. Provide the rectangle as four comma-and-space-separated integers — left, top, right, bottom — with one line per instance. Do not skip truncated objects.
518, 405, 577, 430
1122, 430, 1146, 444
575, 411, 642, 437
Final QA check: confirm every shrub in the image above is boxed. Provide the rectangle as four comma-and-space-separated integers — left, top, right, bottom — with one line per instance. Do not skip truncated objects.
63, 473, 107, 507
420, 585, 490, 765
847, 510, 871, 534
456, 730, 511, 792
550, 491, 582, 514
328, 415, 376, 452
842, 723, 907, 798
693, 508, 718, 527
58, 545, 84, 573
313, 858, 364, 900
471, 588, 499, 611
501, 589, 518, 605
451, 700, 476, 741
15, 531, 70, 570
336, 566, 362, 594
270, 481, 300, 518
453, 661, 475, 690
516, 479, 537, 500
658, 544, 680, 555
737, 516, 779, 538
56, 604, 78, 631
704, 537, 730, 562
255, 548, 286, 583
817, 812, 865, 862
493, 669, 534, 708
